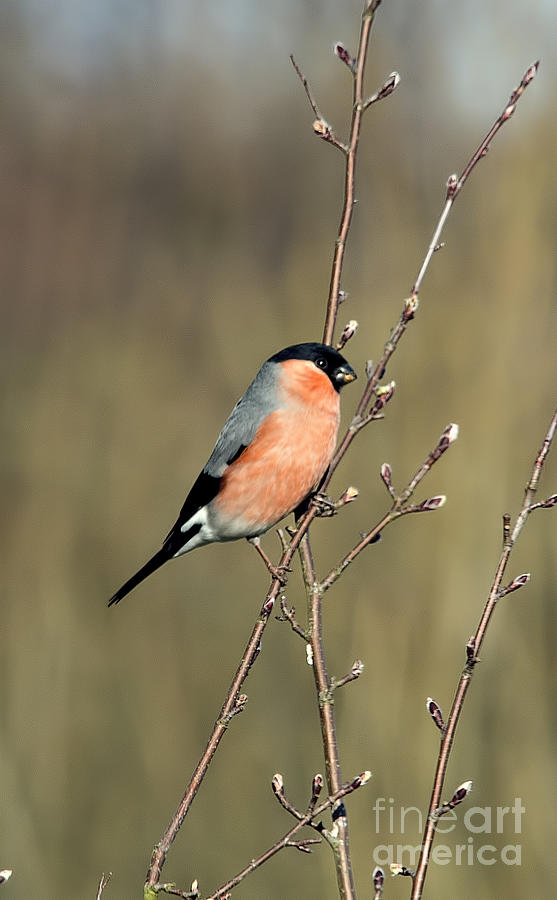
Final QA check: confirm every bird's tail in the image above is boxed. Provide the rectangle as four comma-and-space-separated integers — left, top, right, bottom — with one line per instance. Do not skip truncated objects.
108, 547, 171, 606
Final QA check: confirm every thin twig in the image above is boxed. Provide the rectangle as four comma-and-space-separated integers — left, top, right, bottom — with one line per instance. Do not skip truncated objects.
271, 773, 305, 821
290, 55, 348, 154
411, 61, 539, 298
205, 774, 371, 900
322, 0, 383, 347
332, 659, 365, 691
331, 60, 539, 473
410, 405, 557, 900
321, 424, 457, 592
277, 593, 307, 640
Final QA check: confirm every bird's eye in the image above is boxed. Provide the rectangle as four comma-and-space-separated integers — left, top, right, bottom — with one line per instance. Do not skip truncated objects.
315, 358, 328, 370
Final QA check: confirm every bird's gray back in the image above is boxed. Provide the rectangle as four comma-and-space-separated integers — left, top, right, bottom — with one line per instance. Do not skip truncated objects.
203, 361, 280, 477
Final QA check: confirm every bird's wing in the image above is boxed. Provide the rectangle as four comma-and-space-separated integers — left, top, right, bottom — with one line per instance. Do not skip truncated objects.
163, 361, 279, 549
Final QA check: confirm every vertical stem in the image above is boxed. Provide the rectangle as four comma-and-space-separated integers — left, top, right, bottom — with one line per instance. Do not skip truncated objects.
322, 0, 380, 346
299, 533, 356, 900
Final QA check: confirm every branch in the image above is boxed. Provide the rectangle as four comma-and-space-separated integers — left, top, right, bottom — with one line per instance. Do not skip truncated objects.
204, 772, 371, 900
320, 424, 458, 592
298, 533, 356, 899
292, 1, 394, 348
411, 60, 539, 298
330, 60, 539, 468
144, 503, 322, 895
290, 55, 348, 154
144, 24, 539, 900
288, 4, 390, 896
410, 405, 557, 900
322, 0, 385, 346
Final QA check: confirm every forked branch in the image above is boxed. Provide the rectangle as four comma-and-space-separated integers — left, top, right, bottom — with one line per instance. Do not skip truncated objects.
204, 772, 371, 900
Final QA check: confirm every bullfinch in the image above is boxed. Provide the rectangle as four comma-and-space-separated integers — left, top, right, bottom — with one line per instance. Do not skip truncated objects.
108, 342, 356, 606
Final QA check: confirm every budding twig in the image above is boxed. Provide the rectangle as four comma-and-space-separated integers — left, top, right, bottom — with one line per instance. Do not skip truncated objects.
276, 593, 307, 640
204, 774, 372, 900
411, 406, 557, 900
336, 320, 359, 351
333, 60, 540, 450
412, 61, 539, 300
363, 70, 401, 108
432, 780, 473, 818
320, 424, 458, 592
332, 659, 365, 691
271, 773, 305, 821
290, 55, 347, 154
321, 0, 386, 346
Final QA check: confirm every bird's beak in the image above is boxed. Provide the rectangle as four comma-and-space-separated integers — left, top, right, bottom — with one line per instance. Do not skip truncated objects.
335, 364, 357, 385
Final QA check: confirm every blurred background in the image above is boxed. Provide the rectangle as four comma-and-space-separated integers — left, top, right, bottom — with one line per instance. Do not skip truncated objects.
1, 0, 556, 897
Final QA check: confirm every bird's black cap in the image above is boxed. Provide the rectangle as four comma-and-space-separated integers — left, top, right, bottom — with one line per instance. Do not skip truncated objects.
268, 342, 356, 392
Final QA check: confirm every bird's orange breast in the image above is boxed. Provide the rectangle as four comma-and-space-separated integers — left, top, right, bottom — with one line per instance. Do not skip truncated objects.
214, 360, 340, 536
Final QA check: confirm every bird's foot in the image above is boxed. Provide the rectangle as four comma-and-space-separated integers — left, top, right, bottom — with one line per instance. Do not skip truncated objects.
311, 492, 337, 517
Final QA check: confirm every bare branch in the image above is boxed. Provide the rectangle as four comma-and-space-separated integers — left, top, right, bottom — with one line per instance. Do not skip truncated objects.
411, 61, 539, 299
204, 774, 372, 900
298, 531, 357, 899
332, 659, 365, 691
271, 773, 305, 821
290, 55, 348, 153
276, 593, 307, 640
411, 406, 557, 900
399, 423, 459, 502
322, 0, 384, 345
144, 501, 324, 893
320, 424, 458, 592
329, 61, 540, 452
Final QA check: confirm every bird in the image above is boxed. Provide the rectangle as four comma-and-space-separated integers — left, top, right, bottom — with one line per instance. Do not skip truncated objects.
108, 342, 356, 606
